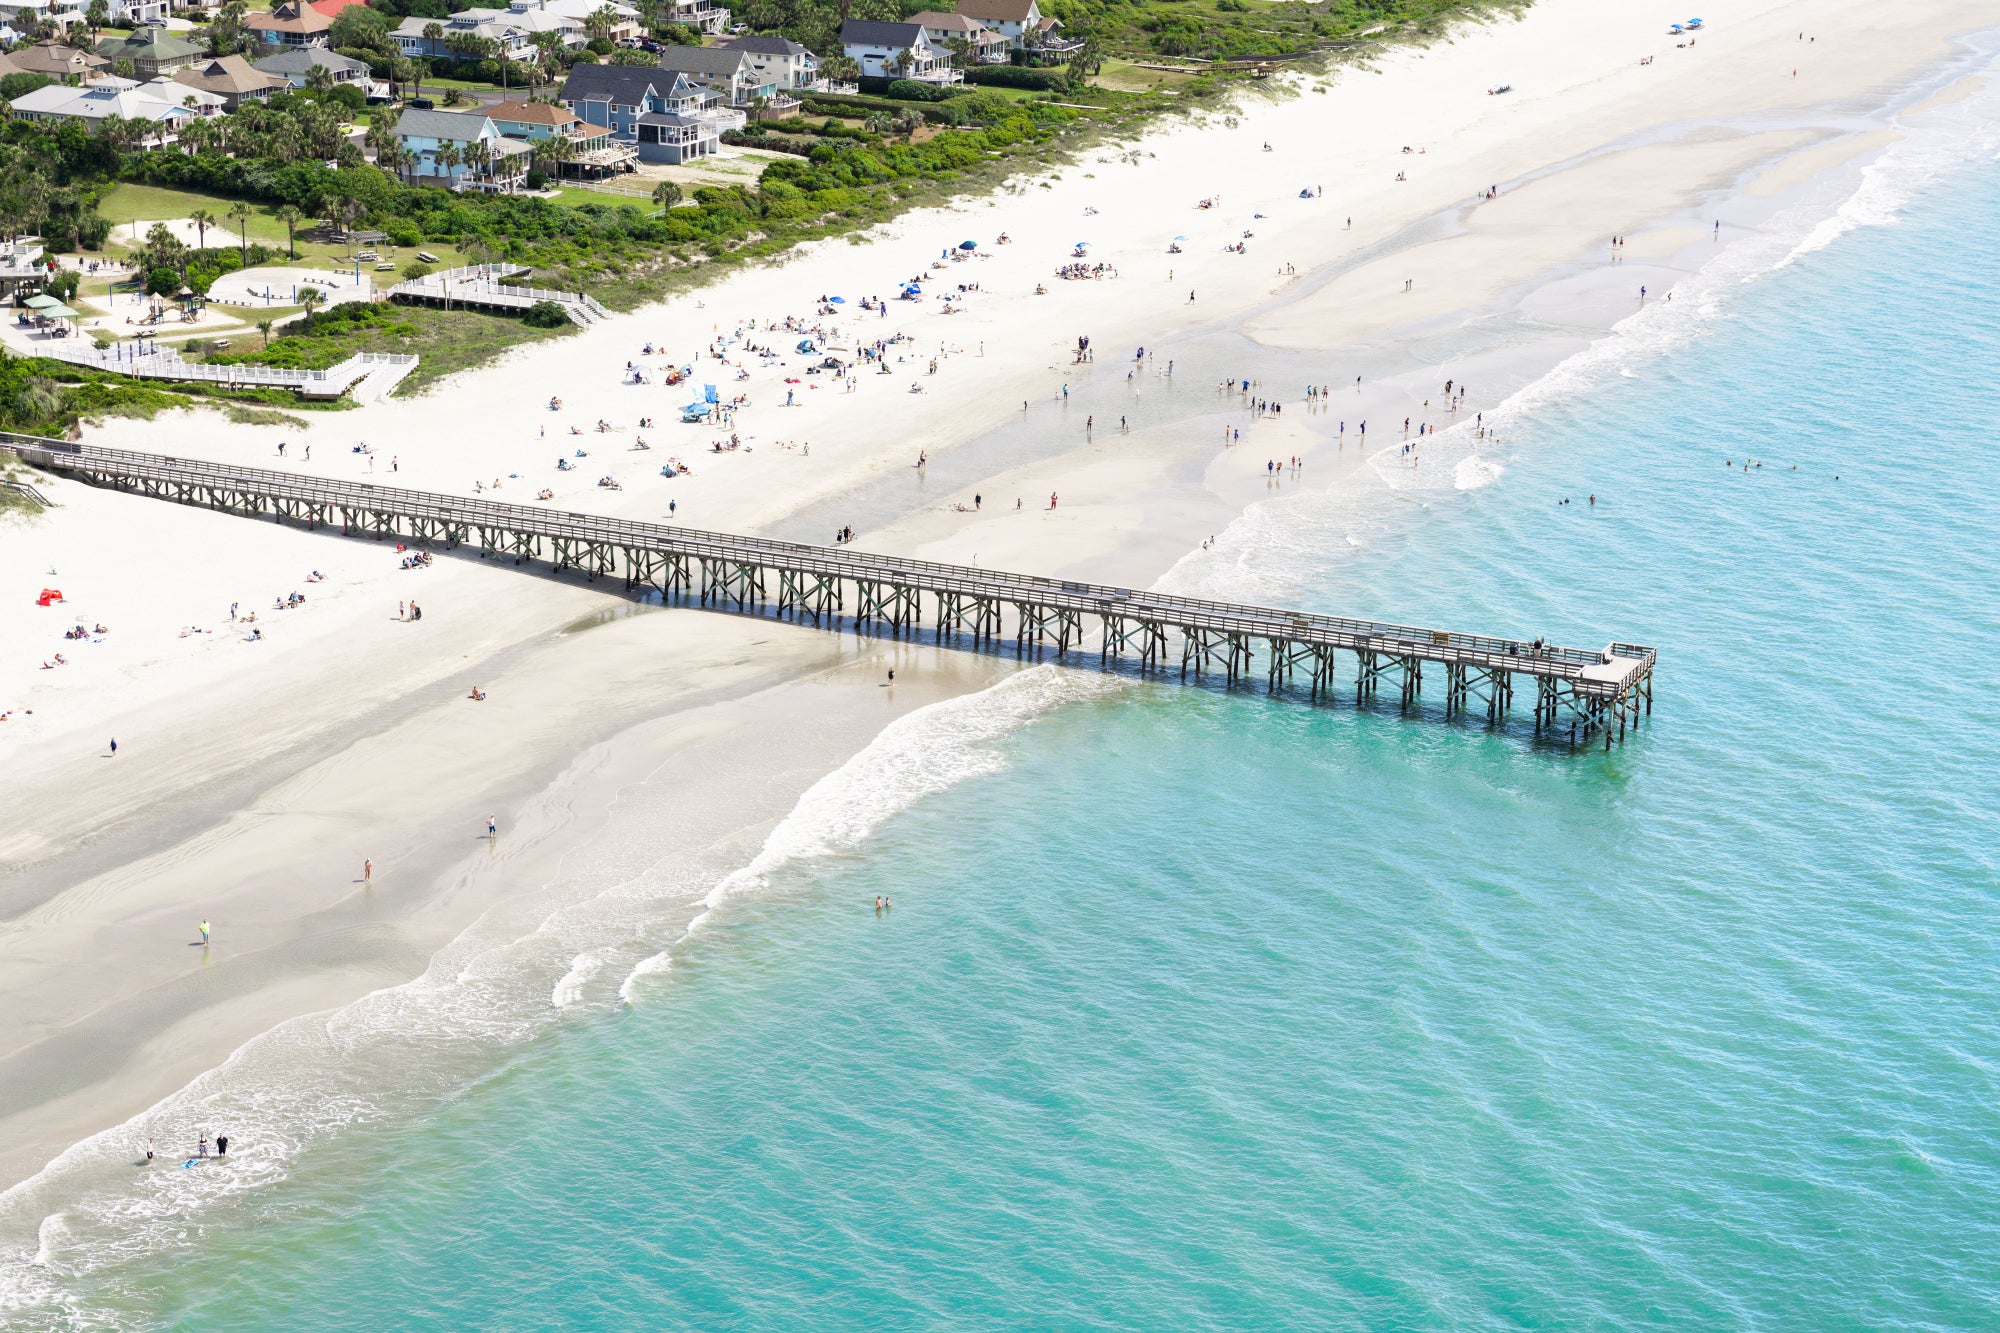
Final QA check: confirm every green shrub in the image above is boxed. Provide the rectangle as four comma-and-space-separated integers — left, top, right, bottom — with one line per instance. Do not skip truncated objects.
522, 300, 570, 328
882, 78, 953, 102
0, 72, 51, 100
963, 66, 1065, 91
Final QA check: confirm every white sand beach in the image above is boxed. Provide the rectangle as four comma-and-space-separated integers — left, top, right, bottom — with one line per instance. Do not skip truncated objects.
1, 0, 1994, 1204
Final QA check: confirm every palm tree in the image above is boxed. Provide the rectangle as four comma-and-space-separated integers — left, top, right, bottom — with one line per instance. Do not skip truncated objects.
256, 318, 273, 347
228, 200, 252, 265
585, 3, 620, 41
437, 141, 462, 185
651, 180, 682, 214
297, 285, 324, 328
463, 138, 491, 187
188, 207, 214, 252
422, 22, 444, 59
305, 62, 334, 91
272, 204, 302, 259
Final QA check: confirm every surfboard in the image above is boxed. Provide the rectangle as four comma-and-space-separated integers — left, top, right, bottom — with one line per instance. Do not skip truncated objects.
182, 1159, 200, 1169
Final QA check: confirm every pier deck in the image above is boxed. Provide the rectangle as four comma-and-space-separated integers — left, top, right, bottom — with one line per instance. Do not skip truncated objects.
3, 437, 1656, 748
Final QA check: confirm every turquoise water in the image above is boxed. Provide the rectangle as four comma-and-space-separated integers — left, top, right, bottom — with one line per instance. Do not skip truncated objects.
26, 125, 2000, 1329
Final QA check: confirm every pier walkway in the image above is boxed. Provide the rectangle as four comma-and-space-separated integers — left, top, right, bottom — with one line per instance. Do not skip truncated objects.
2, 438, 1655, 748
41, 342, 418, 401
387, 265, 606, 328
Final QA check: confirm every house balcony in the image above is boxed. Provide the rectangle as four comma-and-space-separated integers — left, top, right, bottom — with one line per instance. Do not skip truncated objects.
668, 0, 728, 34
906, 62, 962, 85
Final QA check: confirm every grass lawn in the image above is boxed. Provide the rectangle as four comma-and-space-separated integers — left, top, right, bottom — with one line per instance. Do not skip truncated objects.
1091, 60, 1202, 93
96, 183, 477, 275
315, 305, 579, 396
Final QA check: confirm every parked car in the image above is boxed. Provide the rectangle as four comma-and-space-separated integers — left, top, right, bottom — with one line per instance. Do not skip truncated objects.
408, 97, 434, 109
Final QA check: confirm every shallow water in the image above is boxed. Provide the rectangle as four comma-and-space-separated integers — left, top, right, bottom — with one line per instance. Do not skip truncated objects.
11, 74, 2000, 1333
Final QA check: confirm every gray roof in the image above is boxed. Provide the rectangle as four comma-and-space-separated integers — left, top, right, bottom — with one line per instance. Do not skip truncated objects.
252, 46, 370, 76
559, 62, 685, 106
635, 110, 699, 127
839, 20, 925, 48
393, 106, 495, 140
96, 28, 205, 62
717, 34, 810, 56
654, 45, 745, 78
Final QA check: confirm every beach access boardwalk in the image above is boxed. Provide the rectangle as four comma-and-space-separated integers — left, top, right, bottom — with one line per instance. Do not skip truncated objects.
1, 437, 1657, 749
40, 342, 418, 401
387, 265, 607, 328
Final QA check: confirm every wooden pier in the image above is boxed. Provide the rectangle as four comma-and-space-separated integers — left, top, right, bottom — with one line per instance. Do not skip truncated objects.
2, 437, 1656, 749
387, 265, 607, 327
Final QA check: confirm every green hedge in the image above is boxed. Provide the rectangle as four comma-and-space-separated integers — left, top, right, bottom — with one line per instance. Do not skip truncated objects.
964, 65, 1068, 90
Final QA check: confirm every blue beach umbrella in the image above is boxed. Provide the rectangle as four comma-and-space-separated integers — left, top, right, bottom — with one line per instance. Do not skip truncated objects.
703, 384, 719, 403
959, 240, 977, 250
828, 295, 846, 303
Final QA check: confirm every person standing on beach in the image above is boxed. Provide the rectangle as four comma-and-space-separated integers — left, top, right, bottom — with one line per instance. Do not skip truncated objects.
199, 919, 210, 946
109, 738, 117, 756
144, 1137, 154, 1165
216, 1134, 228, 1157
487, 814, 497, 839
364, 859, 373, 882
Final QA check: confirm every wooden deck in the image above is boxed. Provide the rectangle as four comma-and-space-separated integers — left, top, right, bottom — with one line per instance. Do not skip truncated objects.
2, 437, 1657, 748
387, 265, 607, 327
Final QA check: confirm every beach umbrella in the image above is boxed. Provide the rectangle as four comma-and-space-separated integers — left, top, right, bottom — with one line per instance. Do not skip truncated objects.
24, 293, 59, 309
828, 295, 845, 303
959, 240, 977, 250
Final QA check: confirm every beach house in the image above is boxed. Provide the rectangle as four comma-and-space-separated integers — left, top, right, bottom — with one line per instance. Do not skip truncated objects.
95, 27, 205, 78
7, 38, 107, 81
392, 106, 533, 191
0, 0, 85, 39
557, 63, 718, 165
244, 0, 336, 50
712, 34, 823, 92
654, 44, 784, 116
837, 20, 960, 84
663, 0, 728, 36
486, 96, 634, 178
7, 75, 224, 144
905, 12, 1009, 64
952, 0, 1077, 57
252, 46, 372, 89
398, 5, 576, 59
173, 55, 288, 111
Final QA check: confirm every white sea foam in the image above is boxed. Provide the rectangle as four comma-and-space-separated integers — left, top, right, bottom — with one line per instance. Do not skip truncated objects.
552, 953, 605, 1009
618, 664, 1108, 1004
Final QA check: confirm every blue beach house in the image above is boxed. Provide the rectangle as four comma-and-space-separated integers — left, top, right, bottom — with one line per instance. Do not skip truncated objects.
558, 63, 719, 165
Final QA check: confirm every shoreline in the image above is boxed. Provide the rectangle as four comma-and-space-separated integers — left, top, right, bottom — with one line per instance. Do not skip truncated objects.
4, 0, 1999, 1304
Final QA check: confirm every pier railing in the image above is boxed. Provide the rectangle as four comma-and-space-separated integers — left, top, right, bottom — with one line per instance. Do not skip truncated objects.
1, 436, 1655, 748
40, 343, 418, 399
387, 265, 603, 327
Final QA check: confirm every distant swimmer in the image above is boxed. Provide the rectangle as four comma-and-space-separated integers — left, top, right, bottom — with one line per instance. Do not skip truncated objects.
144, 1137, 154, 1165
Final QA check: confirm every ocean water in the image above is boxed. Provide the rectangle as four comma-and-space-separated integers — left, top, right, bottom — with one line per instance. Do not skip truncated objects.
12, 86, 2000, 1332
